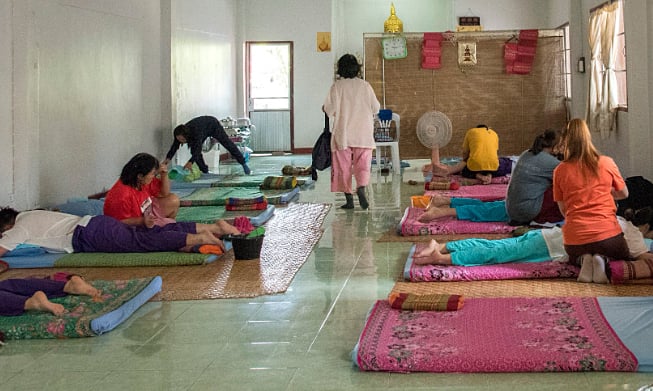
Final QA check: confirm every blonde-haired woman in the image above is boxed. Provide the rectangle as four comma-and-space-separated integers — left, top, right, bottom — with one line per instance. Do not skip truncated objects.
553, 118, 630, 283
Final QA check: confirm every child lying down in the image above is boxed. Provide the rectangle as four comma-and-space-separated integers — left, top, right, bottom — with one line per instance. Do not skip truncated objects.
414, 216, 652, 284
0, 207, 240, 257
0, 275, 100, 316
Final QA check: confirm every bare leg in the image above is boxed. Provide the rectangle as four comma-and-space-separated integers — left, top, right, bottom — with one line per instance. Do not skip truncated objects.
426, 195, 451, 210
418, 207, 457, 222
157, 194, 180, 218
182, 231, 225, 252
429, 146, 451, 176
63, 275, 101, 297
196, 220, 241, 237
413, 239, 453, 265
24, 291, 65, 316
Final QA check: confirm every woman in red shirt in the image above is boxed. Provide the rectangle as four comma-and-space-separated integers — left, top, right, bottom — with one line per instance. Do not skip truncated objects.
553, 119, 630, 279
104, 153, 180, 227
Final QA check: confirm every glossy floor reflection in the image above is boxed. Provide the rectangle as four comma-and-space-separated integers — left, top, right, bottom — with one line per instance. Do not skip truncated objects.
3, 155, 652, 390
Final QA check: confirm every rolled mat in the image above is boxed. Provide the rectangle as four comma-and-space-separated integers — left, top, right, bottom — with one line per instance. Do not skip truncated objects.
388, 292, 464, 311
609, 259, 653, 284
260, 176, 297, 190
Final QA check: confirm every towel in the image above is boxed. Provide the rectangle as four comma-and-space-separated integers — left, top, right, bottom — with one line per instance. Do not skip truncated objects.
192, 244, 224, 256
388, 292, 464, 311
233, 216, 255, 235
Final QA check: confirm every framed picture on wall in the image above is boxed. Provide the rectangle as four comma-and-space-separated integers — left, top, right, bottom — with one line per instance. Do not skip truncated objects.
458, 42, 477, 65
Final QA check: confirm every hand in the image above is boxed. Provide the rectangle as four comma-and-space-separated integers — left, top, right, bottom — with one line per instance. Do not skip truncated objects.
183, 162, 193, 171
162, 158, 170, 166
158, 162, 168, 175
144, 213, 156, 229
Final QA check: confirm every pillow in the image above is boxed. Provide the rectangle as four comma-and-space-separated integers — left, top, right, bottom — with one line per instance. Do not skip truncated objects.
53, 199, 104, 216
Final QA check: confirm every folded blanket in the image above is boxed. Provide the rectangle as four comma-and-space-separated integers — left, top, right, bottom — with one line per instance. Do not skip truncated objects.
260, 176, 297, 190
225, 200, 268, 211
226, 195, 266, 206
609, 259, 653, 284
388, 292, 464, 311
400, 207, 515, 235
425, 183, 508, 202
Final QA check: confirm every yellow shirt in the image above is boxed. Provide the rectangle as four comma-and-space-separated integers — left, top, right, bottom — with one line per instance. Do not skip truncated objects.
462, 127, 499, 171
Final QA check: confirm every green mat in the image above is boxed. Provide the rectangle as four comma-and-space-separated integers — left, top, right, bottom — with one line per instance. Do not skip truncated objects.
0, 277, 156, 339
180, 187, 264, 207
175, 205, 267, 224
53, 252, 213, 267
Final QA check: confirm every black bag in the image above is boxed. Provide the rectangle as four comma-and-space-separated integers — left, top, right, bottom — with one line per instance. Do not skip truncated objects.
311, 113, 332, 180
617, 176, 653, 217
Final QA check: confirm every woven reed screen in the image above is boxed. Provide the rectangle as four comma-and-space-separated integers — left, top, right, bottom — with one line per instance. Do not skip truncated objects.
364, 32, 568, 159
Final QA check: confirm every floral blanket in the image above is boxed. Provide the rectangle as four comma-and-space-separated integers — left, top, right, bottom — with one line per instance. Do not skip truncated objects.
0, 277, 155, 340
400, 207, 514, 236
406, 243, 579, 282
355, 298, 638, 373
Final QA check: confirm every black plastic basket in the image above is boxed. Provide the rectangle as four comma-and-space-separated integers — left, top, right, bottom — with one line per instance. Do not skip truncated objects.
226, 235, 265, 260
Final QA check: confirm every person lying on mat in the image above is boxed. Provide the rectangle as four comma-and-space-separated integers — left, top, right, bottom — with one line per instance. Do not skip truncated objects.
0, 275, 100, 316
413, 215, 652, 283
418, 195, 510, 223
104, 153, 180, 228
162, 115, 251, 175
0, 207, 240, 257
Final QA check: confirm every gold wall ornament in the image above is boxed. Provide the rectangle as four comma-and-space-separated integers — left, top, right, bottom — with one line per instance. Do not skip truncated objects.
384, 3, 403, 33
458, 41, 477, 66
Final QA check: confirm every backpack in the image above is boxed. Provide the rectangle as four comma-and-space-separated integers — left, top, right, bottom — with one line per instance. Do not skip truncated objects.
617, 176, 653, 217
311, 113, 332, 180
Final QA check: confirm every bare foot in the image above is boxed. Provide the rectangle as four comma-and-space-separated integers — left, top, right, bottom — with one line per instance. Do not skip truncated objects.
63, 275, 100, 297
418, 207, 453, 222
24, 291, 65, 316
413, 239, 450, 265
215, 219, 240, 236
476, 174, 492, 185
426, 195, 450, 209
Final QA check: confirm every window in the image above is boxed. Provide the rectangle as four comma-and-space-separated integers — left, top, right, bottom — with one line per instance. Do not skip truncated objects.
559, 23, 571, 101
613, 2, 627, 110
587, 0, 626, 134
590, 0, 627, 111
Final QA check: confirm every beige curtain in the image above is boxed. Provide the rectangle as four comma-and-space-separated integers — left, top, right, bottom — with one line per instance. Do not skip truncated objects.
587, 1, 621, 139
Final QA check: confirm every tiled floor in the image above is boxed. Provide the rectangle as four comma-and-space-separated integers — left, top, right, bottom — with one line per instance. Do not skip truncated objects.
3, 154, 653, 390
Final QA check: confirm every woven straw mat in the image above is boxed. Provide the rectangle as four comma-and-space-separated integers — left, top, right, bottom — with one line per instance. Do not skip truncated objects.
1, 202, 331, 300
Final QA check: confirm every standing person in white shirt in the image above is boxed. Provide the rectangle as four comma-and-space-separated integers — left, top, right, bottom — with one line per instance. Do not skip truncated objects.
323, 54, 381, 210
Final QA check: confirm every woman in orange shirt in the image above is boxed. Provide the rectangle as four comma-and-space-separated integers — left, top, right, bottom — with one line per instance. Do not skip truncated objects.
553, 119, 630, 280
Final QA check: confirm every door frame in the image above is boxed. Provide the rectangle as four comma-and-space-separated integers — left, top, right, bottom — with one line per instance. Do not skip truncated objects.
244, 41, 294, 151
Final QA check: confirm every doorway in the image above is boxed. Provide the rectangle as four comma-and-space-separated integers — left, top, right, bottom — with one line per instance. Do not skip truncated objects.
245, 41, 293, 152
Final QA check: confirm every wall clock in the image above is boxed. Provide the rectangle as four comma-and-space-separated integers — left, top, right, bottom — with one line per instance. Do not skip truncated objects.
382, 35, 407, 60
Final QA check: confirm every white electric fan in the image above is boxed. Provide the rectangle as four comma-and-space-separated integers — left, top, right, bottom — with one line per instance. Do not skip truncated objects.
416, 111, 453, 164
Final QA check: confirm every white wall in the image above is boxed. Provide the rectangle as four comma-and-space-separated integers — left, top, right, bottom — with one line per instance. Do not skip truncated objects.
171, 0, 237, 167
237, 0, 333, 150
0, 0, 14, 206
336, 0, 453, 58
5, 0, 168, 208
454, 0, 550, 30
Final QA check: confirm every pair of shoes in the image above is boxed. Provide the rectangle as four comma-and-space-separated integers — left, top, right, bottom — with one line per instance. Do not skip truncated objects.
592, 255, 609, 283
242, 164, 251, 175
576, 254, 594, 283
